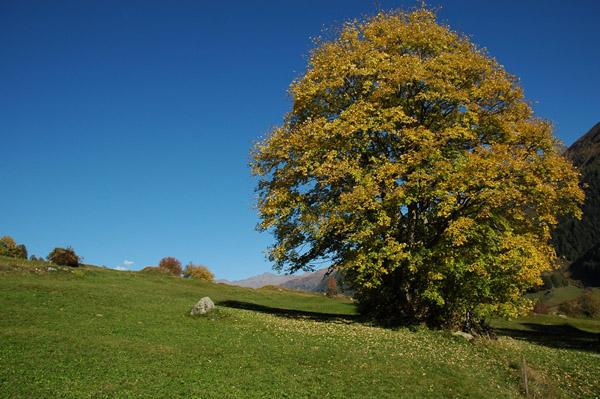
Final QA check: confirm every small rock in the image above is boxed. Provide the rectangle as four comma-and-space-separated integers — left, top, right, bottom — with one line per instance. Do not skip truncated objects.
452, 331, 474, 340
48, 267, 56, 271
557, 314, 567, 319
191, 297, 215, 315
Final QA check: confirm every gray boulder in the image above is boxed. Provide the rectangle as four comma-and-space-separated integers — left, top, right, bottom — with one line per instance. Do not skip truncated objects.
452, 331, 474, 341
191, 297, 215, 315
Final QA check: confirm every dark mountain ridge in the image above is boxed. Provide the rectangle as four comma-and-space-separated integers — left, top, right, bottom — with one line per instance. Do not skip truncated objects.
552, 121, 600, 286
564, 121, 600, 169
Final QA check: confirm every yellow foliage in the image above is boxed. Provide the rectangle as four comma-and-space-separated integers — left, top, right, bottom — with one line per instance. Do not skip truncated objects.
183, 263, 215, 282
0, 236, 17, 257
250, 5, 583, 327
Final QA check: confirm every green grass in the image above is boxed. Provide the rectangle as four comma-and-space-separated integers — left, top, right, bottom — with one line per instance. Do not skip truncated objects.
1, 256, 599, 398
527, 285, 596, 308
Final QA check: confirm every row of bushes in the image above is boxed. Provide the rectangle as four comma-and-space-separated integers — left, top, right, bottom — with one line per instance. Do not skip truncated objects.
144, 256, 215, 282
0, 236, 28, 259
2, 235, 82, 267
2, 235, 216, 281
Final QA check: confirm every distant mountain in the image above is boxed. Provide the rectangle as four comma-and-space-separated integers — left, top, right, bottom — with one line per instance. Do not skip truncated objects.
279, 269, 330, 291
563, 122, 600, 169
279, 268, 355, 296
552, 121, 600, 286
218, 272, 296, 289
219, 267, 354, 294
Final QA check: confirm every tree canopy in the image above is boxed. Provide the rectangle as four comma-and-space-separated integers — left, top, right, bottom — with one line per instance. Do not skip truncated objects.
183, 263, 215, 282
47, 246, 81, 267
251, 6, 584, 329
0, 236, 18, 258
158, 257, 183, 276
0, 236, 28, 260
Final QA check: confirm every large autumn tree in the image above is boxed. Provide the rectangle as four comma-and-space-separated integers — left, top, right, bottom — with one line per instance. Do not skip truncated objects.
251, 7, 583, 329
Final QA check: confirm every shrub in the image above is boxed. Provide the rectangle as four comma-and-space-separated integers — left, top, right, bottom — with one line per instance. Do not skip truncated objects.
0, 237, 28, 259
183, 263, 215, 282
558, 300, 578, 317
0, 236, 18, 257
326, 278, 339, 298
158, 257, 182, 276
578, 293, 600, 318
15, 244, 28, 260
558, 292, 600, 318
47, 246, 81, 267
532, 301, 550, 315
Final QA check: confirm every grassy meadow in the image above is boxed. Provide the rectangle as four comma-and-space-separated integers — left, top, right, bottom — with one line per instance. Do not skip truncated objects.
527, 285, 600, 311
1, 256, 599, 398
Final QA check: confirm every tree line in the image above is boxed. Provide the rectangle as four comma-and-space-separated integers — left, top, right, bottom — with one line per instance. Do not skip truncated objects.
1, 236, 214, 281
1, 235, 81, 266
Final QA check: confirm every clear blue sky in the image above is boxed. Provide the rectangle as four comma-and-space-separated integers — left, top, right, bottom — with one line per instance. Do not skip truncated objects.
1, 1, 598, 280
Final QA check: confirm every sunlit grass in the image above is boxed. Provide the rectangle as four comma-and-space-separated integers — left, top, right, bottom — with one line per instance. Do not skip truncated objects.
527, 285, 594, 308
1, 257, 598, 398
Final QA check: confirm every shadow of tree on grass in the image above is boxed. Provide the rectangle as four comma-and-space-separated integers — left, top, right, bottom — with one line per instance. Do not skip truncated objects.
218, 300, 359, 324
220, 301, 599, 353
495, 322, 600, 353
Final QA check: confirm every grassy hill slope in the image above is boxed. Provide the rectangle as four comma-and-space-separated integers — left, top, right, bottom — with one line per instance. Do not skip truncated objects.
1, 257, 599, 398
527, 286, 600, 309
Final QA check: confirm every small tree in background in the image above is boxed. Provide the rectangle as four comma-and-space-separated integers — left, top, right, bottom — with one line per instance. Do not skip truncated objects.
558, 292, 600, 318
326, 277, 339, 298
0, 236, 28, 260
47, 246, 81, 267
532, 301, 550, 315
15, 244, 28, 260
183, 262, 215, 282
0, 236, 18, 257
158, 257, 182, 276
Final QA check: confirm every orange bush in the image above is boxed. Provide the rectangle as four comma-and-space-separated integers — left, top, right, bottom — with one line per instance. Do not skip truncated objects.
326, 278, 339, 298
532, 301, 550, 315
158, 257, 182, 276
